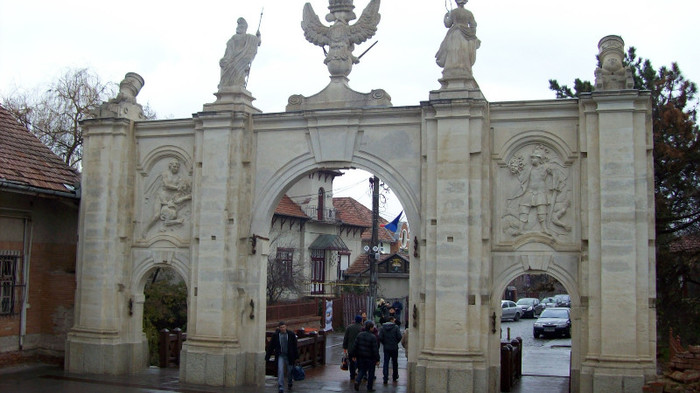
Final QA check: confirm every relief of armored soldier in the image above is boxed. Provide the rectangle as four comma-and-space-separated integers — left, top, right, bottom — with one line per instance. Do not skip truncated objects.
503, 144, 571, 237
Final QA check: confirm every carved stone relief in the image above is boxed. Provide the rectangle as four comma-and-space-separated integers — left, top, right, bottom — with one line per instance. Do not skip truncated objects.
140, 157, 192, 239
501, 143, 572, 239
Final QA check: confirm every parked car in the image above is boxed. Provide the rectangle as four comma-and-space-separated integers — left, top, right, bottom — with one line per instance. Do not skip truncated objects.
540, 296, 557, 308
533, 307, 571, 338
516, 297, 544, 318
501, 300, 521, 321
554, 294, 571, 307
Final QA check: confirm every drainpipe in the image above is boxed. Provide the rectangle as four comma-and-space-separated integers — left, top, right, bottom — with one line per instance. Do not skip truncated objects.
19, 216, 33, 350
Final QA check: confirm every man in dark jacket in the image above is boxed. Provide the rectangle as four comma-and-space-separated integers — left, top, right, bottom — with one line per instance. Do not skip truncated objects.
379, 316, 403, 384
343, 315, 363, 380
351, 320, 381, 391
265, 321, 298, 393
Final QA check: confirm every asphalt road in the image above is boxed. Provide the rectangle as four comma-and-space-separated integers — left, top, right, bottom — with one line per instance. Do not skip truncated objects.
501, 317, 572, 378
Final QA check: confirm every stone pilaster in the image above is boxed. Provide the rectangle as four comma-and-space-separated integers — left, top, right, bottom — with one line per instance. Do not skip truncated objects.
579, 90, 656, 392
413, 95, 490, 392
179, 102, 263, 387
65, 117, 146, 374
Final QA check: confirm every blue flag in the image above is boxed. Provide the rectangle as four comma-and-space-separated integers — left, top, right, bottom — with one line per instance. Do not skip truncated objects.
381, 211, 402, 233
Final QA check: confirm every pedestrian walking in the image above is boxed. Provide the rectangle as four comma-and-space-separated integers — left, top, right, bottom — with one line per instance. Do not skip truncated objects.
379, 316, 403, 384
351, 320, 381, 392
343, 315, 363, 381
391, 299, 403, 323
265, 321, 299, 393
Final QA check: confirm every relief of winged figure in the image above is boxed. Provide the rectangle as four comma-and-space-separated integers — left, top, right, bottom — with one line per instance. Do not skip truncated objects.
301, 0, 381, 79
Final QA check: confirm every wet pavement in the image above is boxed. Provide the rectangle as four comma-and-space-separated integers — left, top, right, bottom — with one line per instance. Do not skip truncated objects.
0, 331, 569, 392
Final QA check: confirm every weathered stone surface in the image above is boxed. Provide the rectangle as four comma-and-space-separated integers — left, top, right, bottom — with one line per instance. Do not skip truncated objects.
67, 15, 656, 393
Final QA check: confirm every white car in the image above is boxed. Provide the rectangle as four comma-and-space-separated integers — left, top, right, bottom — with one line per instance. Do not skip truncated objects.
500, 300, 521, 321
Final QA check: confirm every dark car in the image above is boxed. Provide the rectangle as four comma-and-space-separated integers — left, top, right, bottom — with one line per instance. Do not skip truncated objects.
515, 297, 544, 318
540, 296, 557, 309
533, 307, 571, 338
554, 294, 571, 307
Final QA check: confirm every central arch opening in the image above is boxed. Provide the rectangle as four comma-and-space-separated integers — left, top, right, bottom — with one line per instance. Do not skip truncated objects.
262, 167, 412, 389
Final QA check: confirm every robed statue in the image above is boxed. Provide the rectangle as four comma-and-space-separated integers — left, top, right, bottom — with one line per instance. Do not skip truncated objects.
436, 0, 480, 85
219, 17, 261, 89
301, 0, 381, 79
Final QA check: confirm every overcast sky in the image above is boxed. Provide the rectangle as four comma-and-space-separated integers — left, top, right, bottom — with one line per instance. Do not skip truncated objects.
2, 0, 698, 219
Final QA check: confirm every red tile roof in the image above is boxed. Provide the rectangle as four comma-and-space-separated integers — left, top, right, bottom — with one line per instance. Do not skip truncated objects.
0, 105, 80, 196
346, 253, 370, 275
345, 253, 402, 276
274, 194, 396, 245
333, 197, 394, 241
274, 194, 308, 218
333, 197, 373, 227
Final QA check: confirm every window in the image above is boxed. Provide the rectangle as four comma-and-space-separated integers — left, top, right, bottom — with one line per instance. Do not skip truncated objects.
0, 253, 21, 315
311, 249, 325, 294
276, 248, 294, 285
317, 188, 325, 220
337, 252, 350, 281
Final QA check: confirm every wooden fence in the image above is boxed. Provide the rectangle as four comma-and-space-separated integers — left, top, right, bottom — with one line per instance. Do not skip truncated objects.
500, 337, 522, 392
265, 330, 326, 376
159, 328, 186, 368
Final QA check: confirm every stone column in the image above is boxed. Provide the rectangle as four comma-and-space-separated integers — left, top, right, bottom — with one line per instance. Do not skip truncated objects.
179, 96, 264, 387
579, 90, 656, 392
413, 95, 490, 392
65, 117, 146, 374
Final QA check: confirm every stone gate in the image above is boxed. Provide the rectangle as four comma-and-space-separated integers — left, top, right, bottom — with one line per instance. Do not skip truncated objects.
65, 2, 656, 392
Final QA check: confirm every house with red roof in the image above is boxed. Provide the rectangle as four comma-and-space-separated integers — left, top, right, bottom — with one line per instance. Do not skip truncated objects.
268, 170, 409, 305
0, 105, 80, 363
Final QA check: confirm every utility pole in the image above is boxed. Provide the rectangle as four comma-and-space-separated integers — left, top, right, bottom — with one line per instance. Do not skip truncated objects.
368, 176, 379, 318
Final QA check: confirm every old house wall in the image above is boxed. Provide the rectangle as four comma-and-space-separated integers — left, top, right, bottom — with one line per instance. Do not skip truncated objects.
0, 192, 78, 356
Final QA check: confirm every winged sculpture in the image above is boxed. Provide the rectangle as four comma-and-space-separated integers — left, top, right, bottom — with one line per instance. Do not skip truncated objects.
301, 0, 381, 79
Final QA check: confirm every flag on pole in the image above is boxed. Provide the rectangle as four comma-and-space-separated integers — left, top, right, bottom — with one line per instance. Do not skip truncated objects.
381, 211, 403, 233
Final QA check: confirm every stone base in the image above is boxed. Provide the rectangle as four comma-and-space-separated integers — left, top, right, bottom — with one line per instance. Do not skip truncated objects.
204, 87, 261, 114
429, 86, 484, 101
580, 360, 656, 393
286, 77, 391, 111
410, 360, 490, 393
179, 338, 264, 387
65, 332, 147, 374
429, 74, 484, 101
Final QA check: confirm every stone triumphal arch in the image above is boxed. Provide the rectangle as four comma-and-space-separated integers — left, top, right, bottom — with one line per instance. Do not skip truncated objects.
65, 2, 656, 392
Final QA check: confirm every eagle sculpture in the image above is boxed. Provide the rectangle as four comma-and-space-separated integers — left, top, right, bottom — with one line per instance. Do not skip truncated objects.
301, 0, 381, 79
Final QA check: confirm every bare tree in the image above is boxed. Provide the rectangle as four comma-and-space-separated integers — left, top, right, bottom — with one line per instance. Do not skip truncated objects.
2, 68, 115, 169
266, 244, 308, 304
2, 67, 155, 170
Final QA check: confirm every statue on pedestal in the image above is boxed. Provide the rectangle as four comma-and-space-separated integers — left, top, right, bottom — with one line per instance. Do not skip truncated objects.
289, 0, 390, 111
301, 0, 381, 80
435, 0, 481, 89
218, 17, 261, 90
